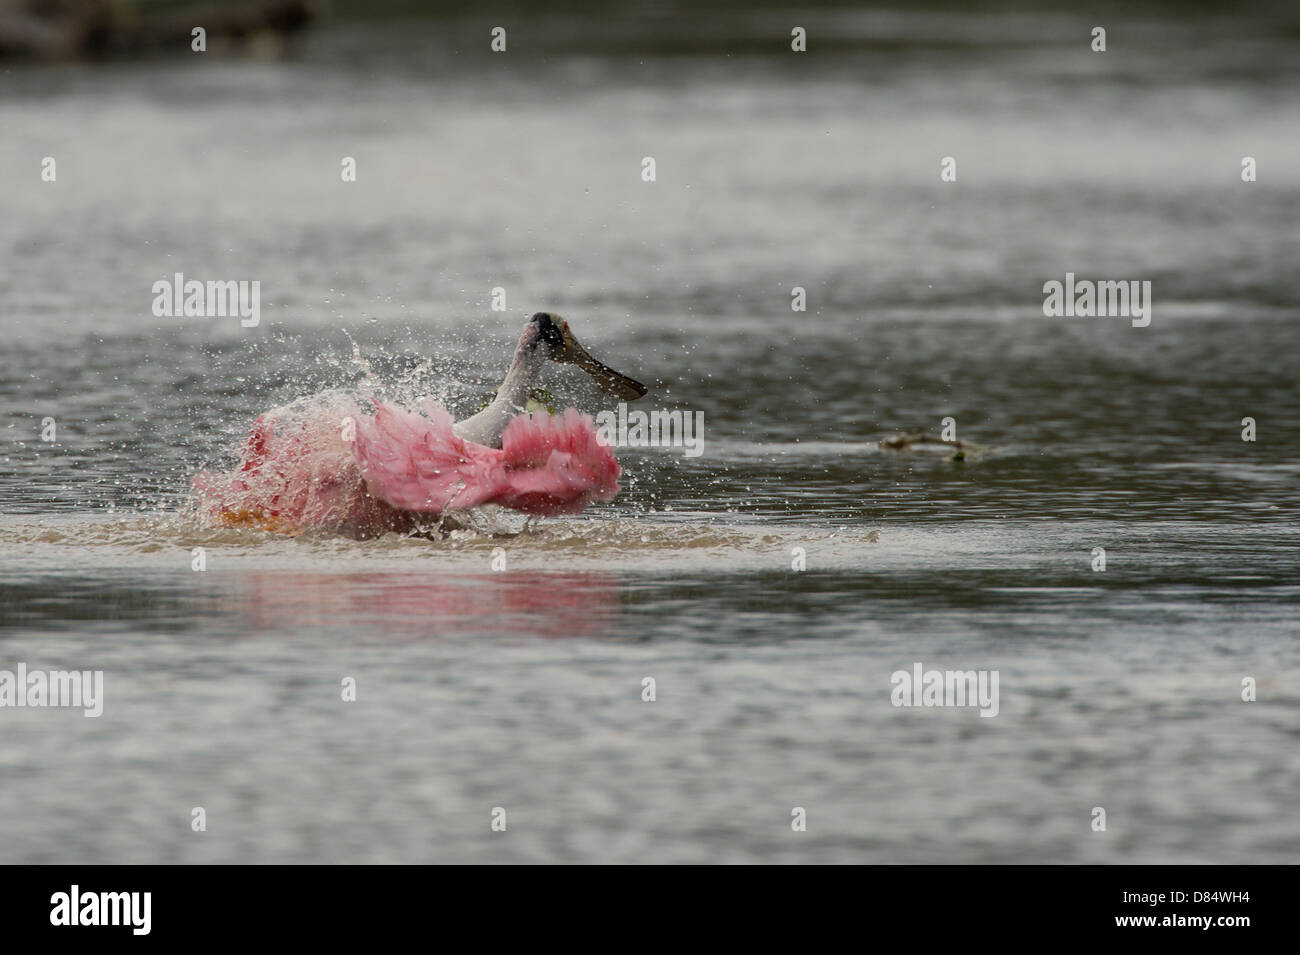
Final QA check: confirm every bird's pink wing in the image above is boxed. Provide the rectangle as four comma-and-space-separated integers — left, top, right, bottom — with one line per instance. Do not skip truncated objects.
198, 397, 625, 532
493, 409, 622, 515
350, 400, 507, 512
354, 404, 620, 517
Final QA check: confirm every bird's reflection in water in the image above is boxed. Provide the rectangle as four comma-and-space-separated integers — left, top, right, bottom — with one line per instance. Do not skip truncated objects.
235, 570, 620, 639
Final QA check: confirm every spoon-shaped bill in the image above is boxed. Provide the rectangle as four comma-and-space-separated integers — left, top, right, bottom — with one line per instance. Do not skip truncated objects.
567, 343, 647, 400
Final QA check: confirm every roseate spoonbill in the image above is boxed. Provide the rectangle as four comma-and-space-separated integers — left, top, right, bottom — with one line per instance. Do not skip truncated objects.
454, 312, 646, 445
193, 313, 647, 536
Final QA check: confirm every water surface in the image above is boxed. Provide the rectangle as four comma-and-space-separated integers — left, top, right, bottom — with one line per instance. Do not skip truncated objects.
1, 9, 1297, 863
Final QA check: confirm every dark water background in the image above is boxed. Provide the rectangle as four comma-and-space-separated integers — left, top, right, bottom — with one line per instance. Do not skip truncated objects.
0, 4, 1297, 862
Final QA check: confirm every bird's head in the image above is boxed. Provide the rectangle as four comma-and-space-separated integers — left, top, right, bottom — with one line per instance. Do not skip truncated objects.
526, 312, 647, 400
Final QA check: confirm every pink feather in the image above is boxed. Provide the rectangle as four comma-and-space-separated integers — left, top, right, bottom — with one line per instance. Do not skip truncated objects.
194, 395, 621, 535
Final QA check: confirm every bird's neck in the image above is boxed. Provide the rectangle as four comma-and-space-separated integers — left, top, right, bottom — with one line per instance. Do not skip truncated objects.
493, 343, 547, 411
451, 343, 546, 448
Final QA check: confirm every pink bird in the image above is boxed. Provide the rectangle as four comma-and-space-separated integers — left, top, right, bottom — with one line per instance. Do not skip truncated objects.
193, 313, 647, 537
